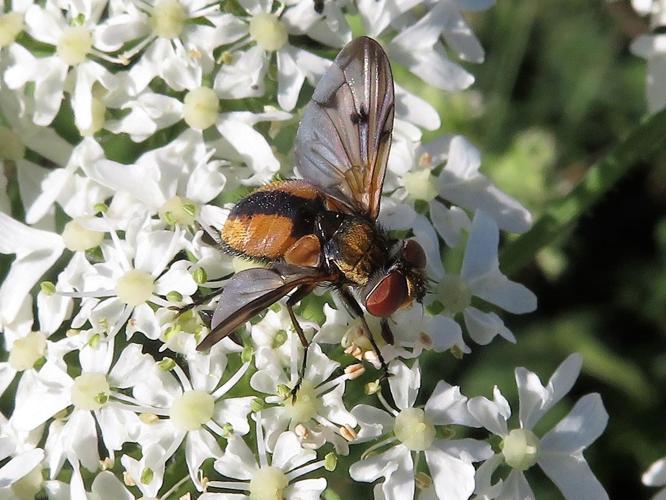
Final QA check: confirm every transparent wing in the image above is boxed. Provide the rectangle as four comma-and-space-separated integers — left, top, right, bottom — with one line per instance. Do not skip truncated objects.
196, 268, 322, 351
295, 37, 395, 220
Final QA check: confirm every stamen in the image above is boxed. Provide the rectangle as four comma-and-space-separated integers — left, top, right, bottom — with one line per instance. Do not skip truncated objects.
207, 481, 250, 491
377, 391, 399, 416
314, 373, 349, 396
360, 436, 398, 460
285, 459, 325, 481
255, 411, 268, 468
172, 363, 193, 391
212, 362, 250, 400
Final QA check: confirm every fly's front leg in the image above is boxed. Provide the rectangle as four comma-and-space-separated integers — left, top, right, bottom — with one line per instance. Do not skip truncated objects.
338, 286, 390, 380
286, 284, 318, 401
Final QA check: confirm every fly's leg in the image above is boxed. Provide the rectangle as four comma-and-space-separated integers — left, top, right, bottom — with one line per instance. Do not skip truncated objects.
170, 273, 233, 314
338, 287, 390, 380
286, 284, 318, 401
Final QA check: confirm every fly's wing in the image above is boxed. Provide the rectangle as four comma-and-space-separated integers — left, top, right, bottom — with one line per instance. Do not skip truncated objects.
196, 268, 322, 351
295, 37, 394, 221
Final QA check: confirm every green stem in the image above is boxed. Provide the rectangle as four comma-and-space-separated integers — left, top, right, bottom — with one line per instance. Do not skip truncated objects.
501, 108, 666, 276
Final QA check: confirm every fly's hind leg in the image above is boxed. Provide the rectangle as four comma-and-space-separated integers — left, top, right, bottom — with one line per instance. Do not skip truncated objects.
338, 287, 390, 381
286, 284, 318, 401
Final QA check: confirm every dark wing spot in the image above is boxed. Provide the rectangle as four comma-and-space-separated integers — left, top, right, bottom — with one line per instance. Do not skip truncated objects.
313, 0, 324, 14
358, 105, 368, 123
379, 127, 391, 143
350, 105, 369, 125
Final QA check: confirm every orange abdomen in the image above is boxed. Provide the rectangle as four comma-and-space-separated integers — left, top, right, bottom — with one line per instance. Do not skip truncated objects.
220, 180, 325, 263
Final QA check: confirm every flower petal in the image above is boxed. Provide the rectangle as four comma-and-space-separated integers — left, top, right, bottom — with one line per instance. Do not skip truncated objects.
351, 404, 394, 442
271, 432, 316, 472
214, 434, 258, 480
389, 360, 420, 411
90, 471, 133, 499
425, 381, 476, 426
469, 270, 537, 314
517, 353, 582, 430
0, 448, 44, 487
429, 201, 471, 248
64, 410, 100, 472
540, 393, 608, 454
440, 136, 532, 233
349, 444, 414, 500
463, 307, 516, 345
186, 429, 224, 490
277, 47, 305, 112
643, 458, 666, 487
497, 470, 534, 500
285, 478, 327, 500
538, 454, 608, 500
216, 115, 280, 185
0, 213, 64, 325
425, 442, 478, 500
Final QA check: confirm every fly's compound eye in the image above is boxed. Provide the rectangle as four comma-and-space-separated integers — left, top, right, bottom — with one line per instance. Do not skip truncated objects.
365, 271, 408, 317
402, 240, 426, 269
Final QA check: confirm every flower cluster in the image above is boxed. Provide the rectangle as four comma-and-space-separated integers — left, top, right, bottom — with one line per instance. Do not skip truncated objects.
0, 0, 610, 498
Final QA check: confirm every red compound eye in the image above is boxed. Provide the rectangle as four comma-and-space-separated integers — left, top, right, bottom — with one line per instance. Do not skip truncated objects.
366, 272, 408, 317
402, 240, 426, 269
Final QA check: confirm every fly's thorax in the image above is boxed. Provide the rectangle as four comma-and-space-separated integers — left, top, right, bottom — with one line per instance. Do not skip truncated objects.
324, 215, 389, 286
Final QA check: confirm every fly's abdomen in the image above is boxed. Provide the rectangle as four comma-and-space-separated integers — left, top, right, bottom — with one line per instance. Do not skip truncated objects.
221, 180, 324, 262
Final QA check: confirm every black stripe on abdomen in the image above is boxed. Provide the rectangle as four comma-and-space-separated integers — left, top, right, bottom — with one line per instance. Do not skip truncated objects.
230, 190, 324, 238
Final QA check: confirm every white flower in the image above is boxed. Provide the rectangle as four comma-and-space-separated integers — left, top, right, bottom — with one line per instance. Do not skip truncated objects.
102, 84, 183, 142
4, 0, 119, 128
0, 448, 44, 498
10, 340, 152, 477
0, 0, 31, 53
468, 354, 609, 500
212, 0, 331, 111
0, 85, 73, 224
96, 0, 246, 92
205, 421, 327, 500
315, 298, 466, 365
643, 457, 666, 500
280, 0, 351, 48
360, 0, 494, 91
21, 138, 112, 225
251, 340, 357, 454
83, 129, 226, 224
0, 213, 64, 327
250, 306, 316, 371
58, 216, 193, 340
434, 210, 536, 345
408, 135, 532, 247
389, 305, 467, 356
43, 469, 134, 500
630, 0, 666, 111
350, 360, 491, 500
127, 347, 253, 490
0, 325, 82, 399
631, 33, 666, 112
121, 443, 169, 498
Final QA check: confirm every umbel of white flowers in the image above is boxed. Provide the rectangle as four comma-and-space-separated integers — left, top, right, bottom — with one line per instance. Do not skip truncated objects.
0, 0, 612, 499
